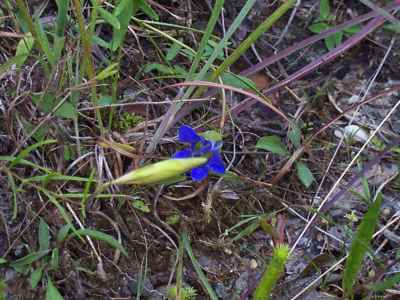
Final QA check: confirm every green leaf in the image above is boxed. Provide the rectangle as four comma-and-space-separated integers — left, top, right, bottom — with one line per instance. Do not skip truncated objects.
34, 19, 55, 64
221, 72, 257, 90
32, 93, 55, 113
39, 218, 50, 251
55, 101, 77, 119
0, 258, 7, 264
256, 135, 288, 156
296, 162, 314, 188
30, 266, 44, 289
10, 139, 57, 168
308, 22, 330, 33
55, 0, 69, 38
166, 41, 182, 61
69, 229, 127, 256
56, 224, 72, 243
143, 63, 176, 75
131, 200, 151, 213
10, 250, 50, 269
98, 6, 121, 29
138, 0, 159, 21
50, 248, 59, 270
344, 24, 361, 34
319, 0, 330, 20
342, 193, 383, 298
288, 125, 301, 148
111, 0, 135, 51
95, 63, 119, 81
52, 36, 65, 62
384, 23, 400, 33
324, 35, 336, 50
98, 95, 113, 106
333, 31, 343, 47
368, 273, 400, 292
92, 35, 111, 49
15, 33, 34, 67
232, 219, 259, 242
46, 277, 64, 300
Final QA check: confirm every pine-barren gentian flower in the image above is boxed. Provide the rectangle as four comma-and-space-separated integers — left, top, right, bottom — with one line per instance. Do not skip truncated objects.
102, 125, 224, 187
173, 125, 225, 181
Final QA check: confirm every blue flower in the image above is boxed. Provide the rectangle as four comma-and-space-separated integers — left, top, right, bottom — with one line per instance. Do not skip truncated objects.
173, 125, 225, 181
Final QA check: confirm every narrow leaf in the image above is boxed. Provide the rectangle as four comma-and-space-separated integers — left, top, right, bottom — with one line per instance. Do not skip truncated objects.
55, 0, 69, 38
15, 33, 34, 67
69, 229, 127, 256
319, 0, 330, 20
56, 224, 72, 243
368, 272, 400, 292
46, 277, 64, 300
138, 0, 159, 21
98, 6, 121, 29
111, 0, 135, 51
10, 250, 50, 269
39, 218, 50, 251
30, 266, 44, 289
256, 135, 288, 156
182, 232, 218, 300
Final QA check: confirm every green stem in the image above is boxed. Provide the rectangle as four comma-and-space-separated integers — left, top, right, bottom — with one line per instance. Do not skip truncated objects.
253, 244, 289, 300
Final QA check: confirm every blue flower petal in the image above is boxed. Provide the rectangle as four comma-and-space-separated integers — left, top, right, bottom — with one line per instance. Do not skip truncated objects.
178, 125, 201, 144
190, 166, 209, 181
173, 149, 192, 159
208, 152, 225, 174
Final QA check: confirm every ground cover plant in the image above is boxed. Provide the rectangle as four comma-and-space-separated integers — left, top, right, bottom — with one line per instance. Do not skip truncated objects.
1, 0, 400, 299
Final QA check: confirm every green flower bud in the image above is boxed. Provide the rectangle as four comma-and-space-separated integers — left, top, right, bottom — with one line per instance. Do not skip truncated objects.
105, 157, 207, 186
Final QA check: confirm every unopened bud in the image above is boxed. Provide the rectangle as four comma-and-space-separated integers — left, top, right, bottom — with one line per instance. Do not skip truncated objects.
104, 158, 207, 186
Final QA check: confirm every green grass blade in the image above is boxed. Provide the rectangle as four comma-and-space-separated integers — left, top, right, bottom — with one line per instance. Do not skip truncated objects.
69, 229, 128, 257
38, 218, 51, 251
81, 169, 96, 220
34, 19, 55, 64
111, 0, 136, 51
10, 250, 50, 269
55, 0, 69, 37
186, 0, 224, 79
5, 171, 18, 220
194, 0, 257, 83
0, 155, 52, 173
368, 272, 400, 292
97, 5, 121, 30
342, 193, 383, 298
182, 232, 218, 300
10, 139, 57, 168
46, 277, 64, 300
210, 0, 296, 82
15, 33, 34, 67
